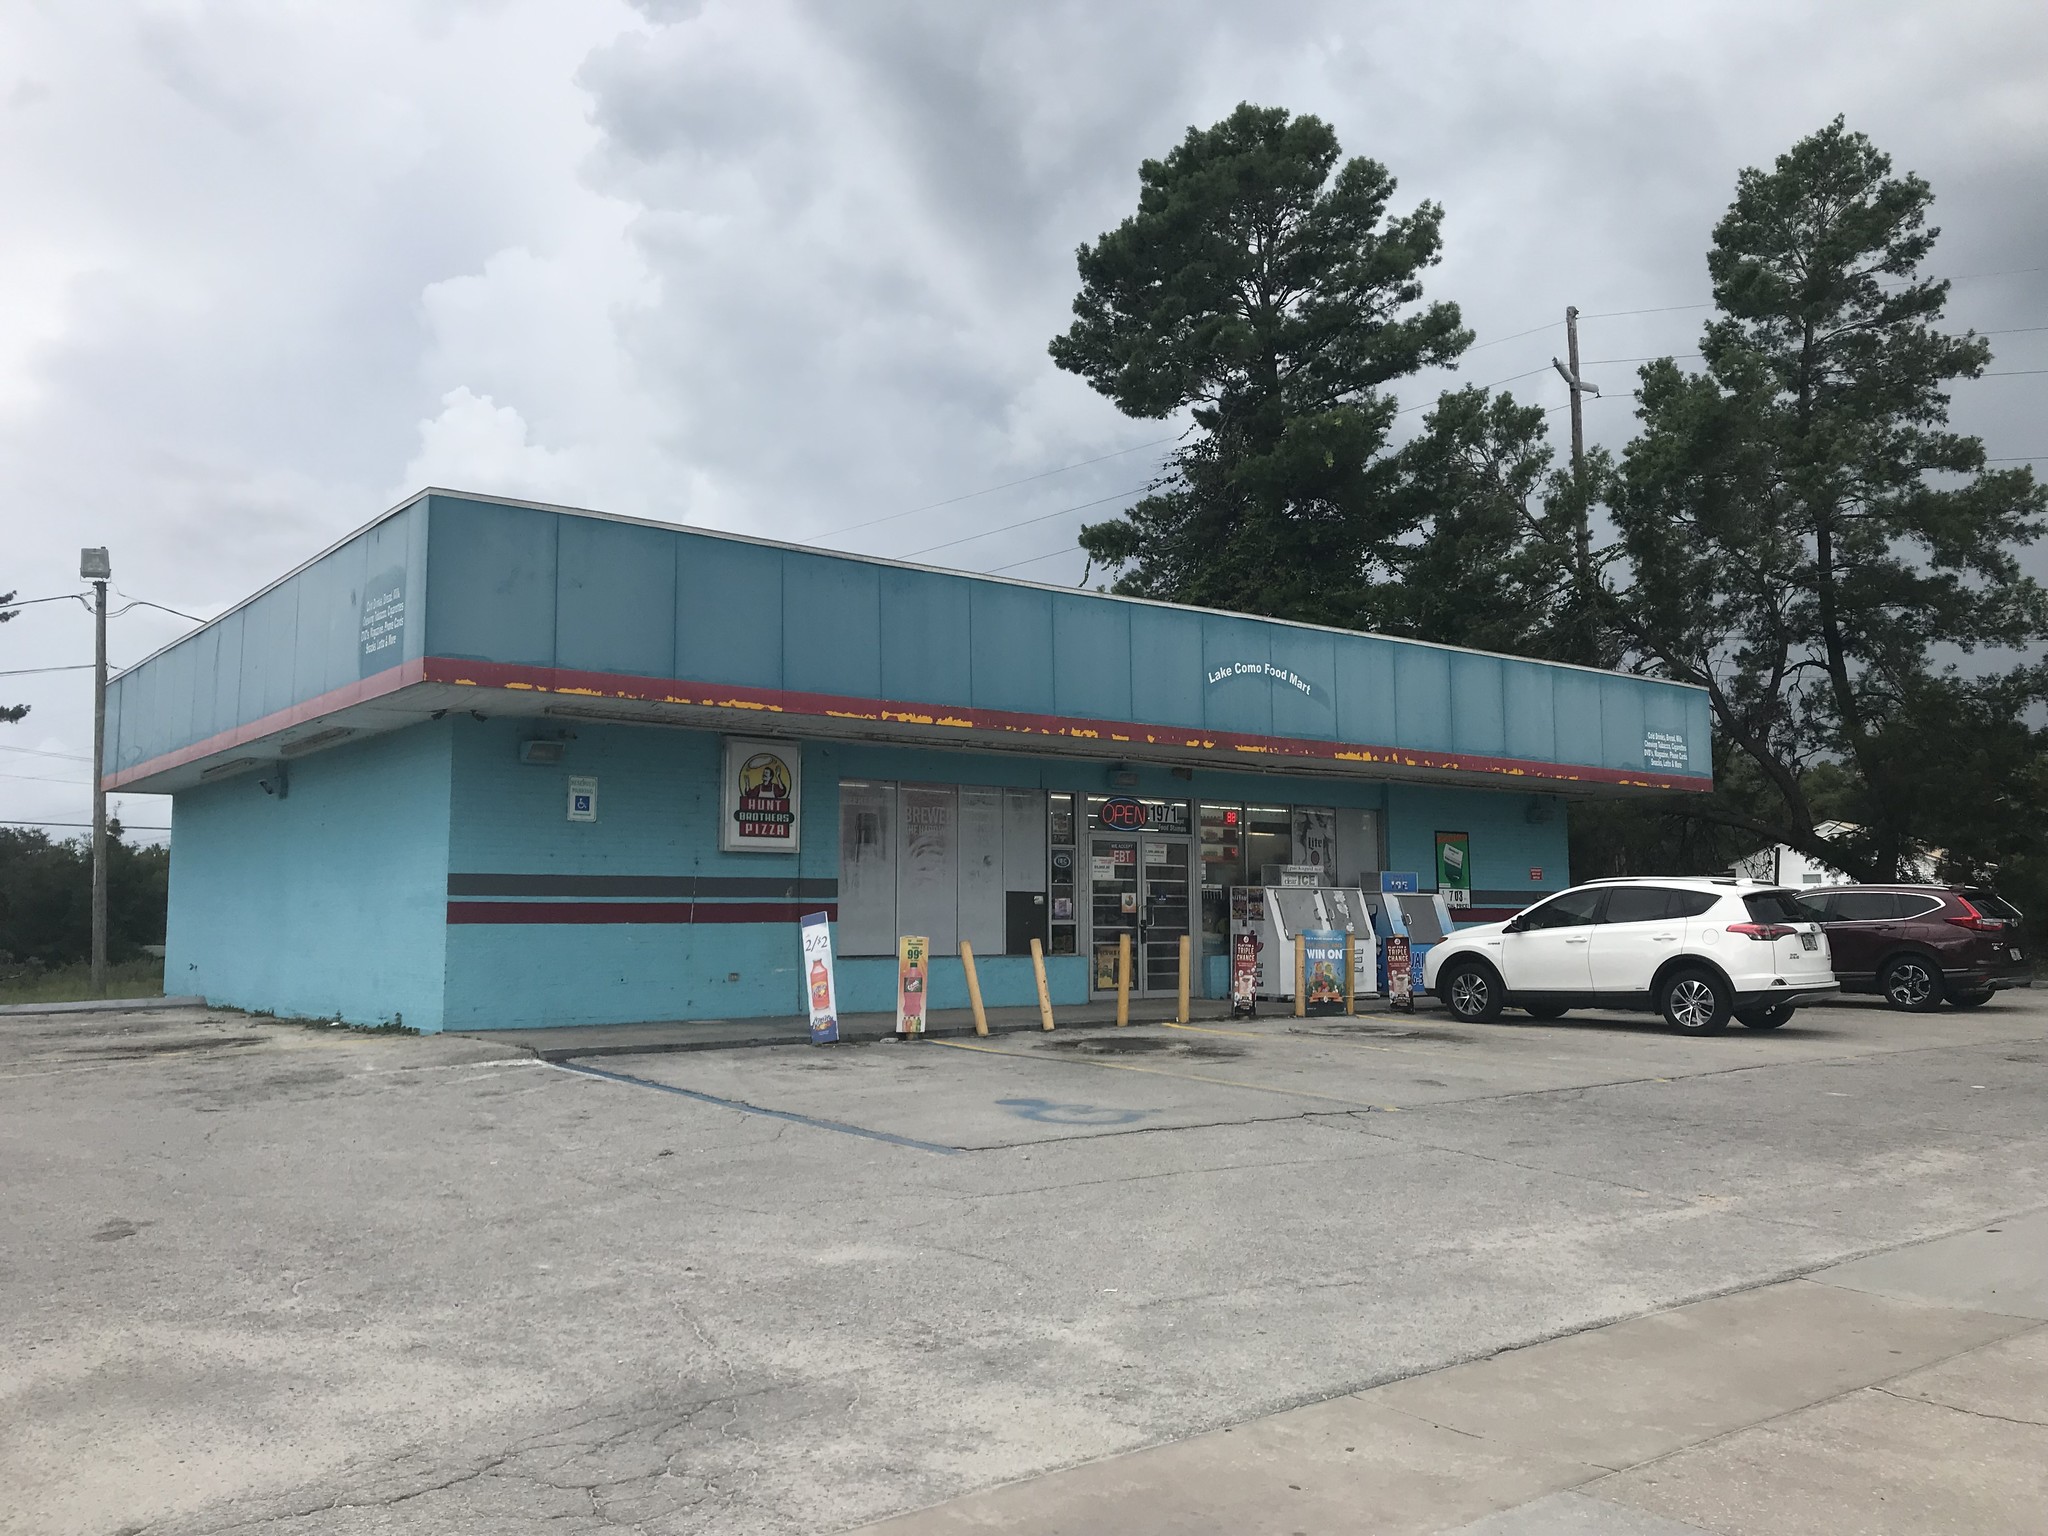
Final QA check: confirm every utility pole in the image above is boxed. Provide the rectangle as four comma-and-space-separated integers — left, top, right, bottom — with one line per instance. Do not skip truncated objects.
1551, 309, 1604, 662
1553, 306, 1596, 479
81, 547, 111, 998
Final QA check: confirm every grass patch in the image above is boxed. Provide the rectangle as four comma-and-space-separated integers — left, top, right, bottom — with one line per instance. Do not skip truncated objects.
0, 957, 166, 1006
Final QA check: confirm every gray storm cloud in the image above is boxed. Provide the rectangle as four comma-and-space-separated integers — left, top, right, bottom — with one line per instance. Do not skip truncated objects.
1, 0, 2043, 834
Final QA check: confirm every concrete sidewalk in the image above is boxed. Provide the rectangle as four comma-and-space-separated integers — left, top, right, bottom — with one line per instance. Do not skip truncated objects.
454, 995, 1425, 1059
850, 1210, 2048, 1535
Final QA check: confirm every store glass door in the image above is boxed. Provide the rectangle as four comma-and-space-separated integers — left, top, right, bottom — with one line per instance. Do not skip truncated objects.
1089, 835, 1191, 995
1089, 836, 1139, 991
1139, 838, 1192, 992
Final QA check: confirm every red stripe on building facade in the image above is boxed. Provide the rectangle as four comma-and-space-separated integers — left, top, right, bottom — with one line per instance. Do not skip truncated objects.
424, 657, 1713, 793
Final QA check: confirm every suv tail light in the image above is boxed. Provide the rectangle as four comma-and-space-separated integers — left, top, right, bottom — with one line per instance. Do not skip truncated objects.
1947, 897, 2005, 933
1727, 922, 1796, 940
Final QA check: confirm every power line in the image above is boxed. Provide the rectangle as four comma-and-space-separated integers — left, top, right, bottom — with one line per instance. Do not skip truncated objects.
0, 767, 90, 785
1581, 301, 1712, 320
1463, 319, 1563, 354
815, 435, 1180, 544
0, 663, 93, 677
984, 545, 1087, 575
0, 743, 91, 762
111, 589, 205, 623
0, 592, 89, 608
902, 483, 1157, 558
1396, 365, 1553, 415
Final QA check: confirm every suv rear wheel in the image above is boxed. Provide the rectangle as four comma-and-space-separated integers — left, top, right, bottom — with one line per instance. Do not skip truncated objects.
1880, 955, 1943, 1012
1661, 967, 1731, 1034
1440, 960, 1504, 1023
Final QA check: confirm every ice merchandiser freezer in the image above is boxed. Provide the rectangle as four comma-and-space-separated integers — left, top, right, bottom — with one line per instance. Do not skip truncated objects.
1228, 884, 1382, 1002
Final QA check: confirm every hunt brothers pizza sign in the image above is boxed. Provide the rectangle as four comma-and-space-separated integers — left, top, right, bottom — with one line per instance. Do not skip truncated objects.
721, 737, 801, 853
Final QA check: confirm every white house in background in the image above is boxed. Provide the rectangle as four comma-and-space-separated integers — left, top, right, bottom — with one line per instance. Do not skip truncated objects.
1731, 820, 1938, 887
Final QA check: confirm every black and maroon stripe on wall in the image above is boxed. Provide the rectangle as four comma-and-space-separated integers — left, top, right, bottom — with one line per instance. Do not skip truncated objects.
446, 874, 836, 926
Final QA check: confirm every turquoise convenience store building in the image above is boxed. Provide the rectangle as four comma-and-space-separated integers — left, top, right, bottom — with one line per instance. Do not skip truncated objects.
103, 490, 1712, 1031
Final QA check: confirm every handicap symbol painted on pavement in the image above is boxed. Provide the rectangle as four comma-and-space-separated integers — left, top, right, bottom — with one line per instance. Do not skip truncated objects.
995, 1097, 1153, 1126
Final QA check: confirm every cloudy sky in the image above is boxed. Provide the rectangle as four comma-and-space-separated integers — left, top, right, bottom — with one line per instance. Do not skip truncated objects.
3, 0, 2044, 840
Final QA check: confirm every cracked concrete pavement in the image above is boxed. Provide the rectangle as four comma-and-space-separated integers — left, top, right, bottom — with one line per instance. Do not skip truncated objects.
4, 993, 2046, 1534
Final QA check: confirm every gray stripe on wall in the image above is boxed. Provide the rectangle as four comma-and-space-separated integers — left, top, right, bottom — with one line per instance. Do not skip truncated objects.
448, 874, 839, 898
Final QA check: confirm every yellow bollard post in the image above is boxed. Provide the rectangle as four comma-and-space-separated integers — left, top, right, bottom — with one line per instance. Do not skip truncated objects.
1345, 933, 1357, 1016
1029, 937, 1055, 1030
1177, 933, 1192, 1024
960, 940, 988, 1037
1294, 934, 1307, 1019
1116, 932, 1132, 1026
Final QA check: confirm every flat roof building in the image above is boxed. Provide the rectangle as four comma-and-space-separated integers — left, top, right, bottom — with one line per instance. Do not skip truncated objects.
106, 490, 1711, 1032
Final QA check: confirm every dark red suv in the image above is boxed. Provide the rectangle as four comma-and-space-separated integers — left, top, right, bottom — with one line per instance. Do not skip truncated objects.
1801, 885, 2031, 1011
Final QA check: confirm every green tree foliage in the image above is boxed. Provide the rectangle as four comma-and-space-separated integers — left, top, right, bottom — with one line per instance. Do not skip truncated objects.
1, 588, 28, 724
1609, 118, 2048, 882
1382, 387, 1615, 664
1050, 103, 1469, 626
0, 825, 169, 967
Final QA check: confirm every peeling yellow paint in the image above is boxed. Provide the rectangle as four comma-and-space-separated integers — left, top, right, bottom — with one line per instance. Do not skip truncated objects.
502, 682, 537, 691
556, 687, 605, 697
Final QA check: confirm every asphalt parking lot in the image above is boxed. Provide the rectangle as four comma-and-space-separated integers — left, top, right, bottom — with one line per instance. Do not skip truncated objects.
5, 993, 2047, 1535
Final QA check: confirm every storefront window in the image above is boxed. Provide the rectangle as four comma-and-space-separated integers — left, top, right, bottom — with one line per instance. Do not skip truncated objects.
1198, 803, 1245, 959
837, 781, 896, 958
1245, 805, 1292, 882
837, 781, 1047, 957
1047, 793, 1076, 956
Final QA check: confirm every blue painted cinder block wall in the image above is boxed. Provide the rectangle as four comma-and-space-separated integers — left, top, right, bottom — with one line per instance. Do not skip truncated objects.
440, 719, 1099, 1030
165, 723, 453, 1029
156, 711, 1571, 1034
436, 720, 1570, 1030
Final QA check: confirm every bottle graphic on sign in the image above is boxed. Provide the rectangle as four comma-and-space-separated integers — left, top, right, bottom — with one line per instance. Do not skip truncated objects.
810, 957, 830, 1011
897, 935, 929, 1035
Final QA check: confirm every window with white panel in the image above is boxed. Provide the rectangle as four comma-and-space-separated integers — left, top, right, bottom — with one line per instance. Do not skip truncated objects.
837, 781, 1047, 956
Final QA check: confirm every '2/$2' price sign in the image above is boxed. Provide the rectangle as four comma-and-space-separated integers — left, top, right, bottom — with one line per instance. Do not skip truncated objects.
1435, 831, 1471, 909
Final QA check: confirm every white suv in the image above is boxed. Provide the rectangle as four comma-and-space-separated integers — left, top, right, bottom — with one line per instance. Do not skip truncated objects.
1423, 878, 1838, 1033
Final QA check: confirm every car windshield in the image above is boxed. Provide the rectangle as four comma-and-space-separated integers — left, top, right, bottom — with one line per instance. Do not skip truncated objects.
1743, 890, 1812, 923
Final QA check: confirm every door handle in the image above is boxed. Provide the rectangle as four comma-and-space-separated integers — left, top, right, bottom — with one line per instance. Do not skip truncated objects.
1564, 936, 1589, 944
1652, 935, 1679, 942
